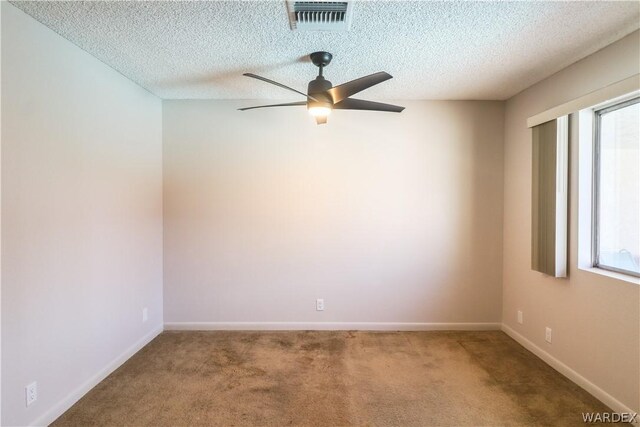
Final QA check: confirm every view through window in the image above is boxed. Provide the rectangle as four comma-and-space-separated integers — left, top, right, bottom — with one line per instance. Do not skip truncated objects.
594, 98, 640, 277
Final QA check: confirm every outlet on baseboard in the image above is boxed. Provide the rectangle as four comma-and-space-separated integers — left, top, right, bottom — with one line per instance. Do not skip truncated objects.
142, 307, 148, 323
25, 381, 37, 407
545, 327, 552, 343
517, 310, 523, 324
316, 299, 324, 311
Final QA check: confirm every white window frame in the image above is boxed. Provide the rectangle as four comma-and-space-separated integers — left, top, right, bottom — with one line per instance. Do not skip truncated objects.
591, 97, 640, 278
578, 92, 640, 284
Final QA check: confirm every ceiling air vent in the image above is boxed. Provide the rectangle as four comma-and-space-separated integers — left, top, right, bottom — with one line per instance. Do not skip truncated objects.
286, 1, 353, 31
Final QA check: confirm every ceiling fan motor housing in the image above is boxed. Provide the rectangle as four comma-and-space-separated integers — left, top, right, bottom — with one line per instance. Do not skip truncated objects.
307, 76, 333, 109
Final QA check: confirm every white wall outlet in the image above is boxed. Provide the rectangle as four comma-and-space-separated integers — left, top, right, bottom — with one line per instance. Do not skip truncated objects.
142, 307, 148, 323
316, 299, 324, 311
25, 381, 37, 407
545, 327, 552, 343
517, 310, 523, 324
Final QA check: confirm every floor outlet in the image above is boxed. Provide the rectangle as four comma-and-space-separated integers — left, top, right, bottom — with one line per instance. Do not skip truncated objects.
545, 327, 552, 343
316, 299, 324, 311
26, 381, 37, 407
517, 310, 523, 324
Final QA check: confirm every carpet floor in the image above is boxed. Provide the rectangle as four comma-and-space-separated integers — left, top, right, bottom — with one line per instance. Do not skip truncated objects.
52, 331, 610, 426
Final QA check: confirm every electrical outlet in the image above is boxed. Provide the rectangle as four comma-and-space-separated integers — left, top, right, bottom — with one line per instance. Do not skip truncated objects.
517, 310, 523, 324
545, 327, 552, 343
142, 307, 148, 323
316, 299, 324, 311
25, 381, 37, 407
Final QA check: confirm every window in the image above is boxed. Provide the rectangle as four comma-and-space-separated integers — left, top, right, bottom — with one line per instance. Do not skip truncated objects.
592, 98, 640, 277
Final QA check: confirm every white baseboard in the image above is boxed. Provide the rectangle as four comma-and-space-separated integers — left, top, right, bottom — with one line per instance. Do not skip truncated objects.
164, 321, 502, 331
30, 325, 163, 427
502, 324, 639, 420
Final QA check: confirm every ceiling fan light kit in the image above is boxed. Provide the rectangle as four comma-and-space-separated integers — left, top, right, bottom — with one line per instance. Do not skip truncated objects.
240, 51, 404, 125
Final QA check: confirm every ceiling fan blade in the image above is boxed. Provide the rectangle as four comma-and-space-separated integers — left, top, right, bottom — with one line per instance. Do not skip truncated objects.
243, 73, 319, 102
238, 101, 307, 111
327, 72, 393, 104
315, 116, 328, 125
333, 98, 405, 113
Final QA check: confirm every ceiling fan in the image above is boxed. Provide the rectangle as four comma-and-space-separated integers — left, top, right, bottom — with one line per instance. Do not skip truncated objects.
239, 51, 405, 125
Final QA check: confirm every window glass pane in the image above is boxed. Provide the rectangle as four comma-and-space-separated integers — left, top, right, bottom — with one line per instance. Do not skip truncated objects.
597, 100, 640, 275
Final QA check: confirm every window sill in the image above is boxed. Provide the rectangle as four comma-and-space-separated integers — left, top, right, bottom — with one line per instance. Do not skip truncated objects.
578, 266, 640, 285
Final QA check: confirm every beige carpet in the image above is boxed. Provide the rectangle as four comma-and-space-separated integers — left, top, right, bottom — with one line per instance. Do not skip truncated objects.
52, 331, 609, 426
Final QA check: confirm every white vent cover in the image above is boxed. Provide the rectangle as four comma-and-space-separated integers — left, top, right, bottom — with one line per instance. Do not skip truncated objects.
286, 1, 353, 31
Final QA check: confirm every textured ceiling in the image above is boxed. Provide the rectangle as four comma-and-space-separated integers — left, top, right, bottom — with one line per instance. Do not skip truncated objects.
10, 1, 640, 100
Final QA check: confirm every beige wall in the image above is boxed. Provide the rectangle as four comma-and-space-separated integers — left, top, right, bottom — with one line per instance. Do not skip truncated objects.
163, 100, 505, 327
502, 30, 640, 412
1, 4, 163, 426
0, 2, 4, 423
